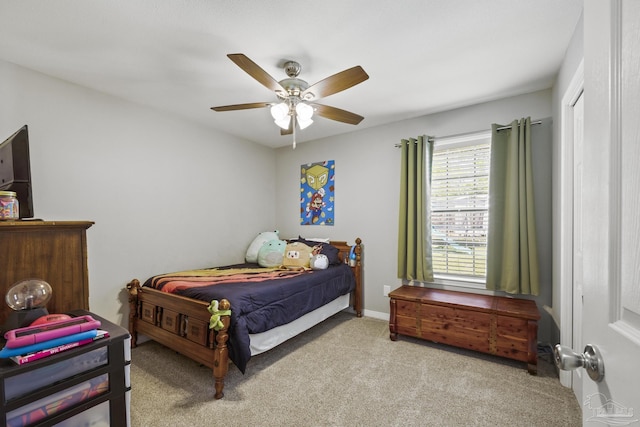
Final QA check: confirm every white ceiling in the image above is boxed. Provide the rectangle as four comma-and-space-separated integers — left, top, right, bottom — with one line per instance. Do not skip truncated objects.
0, 0, 583, 148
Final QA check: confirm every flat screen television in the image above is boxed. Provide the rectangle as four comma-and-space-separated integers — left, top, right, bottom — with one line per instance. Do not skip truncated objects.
0, 125, 34, 219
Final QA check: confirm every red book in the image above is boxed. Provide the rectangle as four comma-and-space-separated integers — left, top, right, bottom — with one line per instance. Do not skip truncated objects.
9, 330, 109, 365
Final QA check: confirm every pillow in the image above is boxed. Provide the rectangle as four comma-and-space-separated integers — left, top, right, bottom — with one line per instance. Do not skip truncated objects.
246, 230, 279, 263
294, 236, 341, 265
304, 237, 330, 243
282, 241, 314, 270
257, 239, 287, 267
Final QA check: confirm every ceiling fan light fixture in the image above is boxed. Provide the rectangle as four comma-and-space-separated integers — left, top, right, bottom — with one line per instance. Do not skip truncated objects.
297, 116, 313, 130
270, 102, 291, 129
296, 102, 314, 129
274, 116, 291, 130
295, 102, 313, 119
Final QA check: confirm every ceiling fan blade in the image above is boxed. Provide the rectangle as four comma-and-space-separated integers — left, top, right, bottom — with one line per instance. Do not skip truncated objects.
227, 54, 287, 96
312, 104, 364, 125
211, 102, 271, 112
301, 66, 369, 100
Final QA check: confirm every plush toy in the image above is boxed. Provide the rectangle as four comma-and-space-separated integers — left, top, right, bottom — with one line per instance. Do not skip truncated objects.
245, 230, 279, 263
310, 253, 329, 270
349, 245, 357, 266
282, 241, 314, 270
257, 239, 287, 267
207, 300, 231, 331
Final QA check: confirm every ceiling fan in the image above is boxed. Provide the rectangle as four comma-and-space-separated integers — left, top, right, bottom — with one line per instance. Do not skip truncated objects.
211, 54, 369, 148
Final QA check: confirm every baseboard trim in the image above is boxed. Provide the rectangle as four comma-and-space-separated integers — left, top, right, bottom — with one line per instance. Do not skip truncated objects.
363, 309, 388, 321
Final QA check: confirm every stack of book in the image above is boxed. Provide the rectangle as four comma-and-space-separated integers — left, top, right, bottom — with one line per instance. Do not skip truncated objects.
0, 315, 109, 365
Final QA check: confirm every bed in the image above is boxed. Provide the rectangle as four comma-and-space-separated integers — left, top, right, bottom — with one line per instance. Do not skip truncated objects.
126, 238, 362, 399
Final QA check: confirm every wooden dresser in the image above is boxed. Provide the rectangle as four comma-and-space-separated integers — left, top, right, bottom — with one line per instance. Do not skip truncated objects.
0, 221, 93, 325
389, 285, 540, 374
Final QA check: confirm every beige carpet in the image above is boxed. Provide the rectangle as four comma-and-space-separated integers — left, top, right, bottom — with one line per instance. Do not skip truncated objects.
130, 312, 581, 427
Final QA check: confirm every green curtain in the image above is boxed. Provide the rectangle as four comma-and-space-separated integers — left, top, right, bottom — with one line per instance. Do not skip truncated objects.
486, 117, 540, 295
397, 136, 434, 282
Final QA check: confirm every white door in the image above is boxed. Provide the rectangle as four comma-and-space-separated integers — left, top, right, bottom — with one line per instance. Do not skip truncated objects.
572, 90, 585, 402
577, 0, 640, 424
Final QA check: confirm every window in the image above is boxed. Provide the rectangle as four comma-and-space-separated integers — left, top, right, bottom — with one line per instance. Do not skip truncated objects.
430, 131, 491, 283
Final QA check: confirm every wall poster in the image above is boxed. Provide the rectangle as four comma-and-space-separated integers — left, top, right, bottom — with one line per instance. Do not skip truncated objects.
300, 160, 334, 226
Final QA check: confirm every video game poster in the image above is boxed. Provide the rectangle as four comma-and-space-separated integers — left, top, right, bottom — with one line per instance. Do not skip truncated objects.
300, 160, 334, 226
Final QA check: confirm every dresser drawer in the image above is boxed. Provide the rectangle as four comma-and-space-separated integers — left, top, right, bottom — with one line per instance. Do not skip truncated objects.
4, 347, 108, 402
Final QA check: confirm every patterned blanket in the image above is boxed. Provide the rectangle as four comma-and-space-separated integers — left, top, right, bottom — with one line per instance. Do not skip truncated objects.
149, 267, 306, 293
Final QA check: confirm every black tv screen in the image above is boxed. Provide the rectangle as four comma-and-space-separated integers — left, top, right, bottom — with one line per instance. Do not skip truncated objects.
0, 125, 34, 219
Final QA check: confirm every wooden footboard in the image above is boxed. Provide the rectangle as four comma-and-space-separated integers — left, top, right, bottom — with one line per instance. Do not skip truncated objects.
126, 279, 231, 399
126, 237, 363, 399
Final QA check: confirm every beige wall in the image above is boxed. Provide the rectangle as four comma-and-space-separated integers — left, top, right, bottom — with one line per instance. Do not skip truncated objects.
0, 59, 277, 327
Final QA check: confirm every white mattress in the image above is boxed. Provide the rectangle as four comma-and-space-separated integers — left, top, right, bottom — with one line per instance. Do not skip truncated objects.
249, 293, 350, 356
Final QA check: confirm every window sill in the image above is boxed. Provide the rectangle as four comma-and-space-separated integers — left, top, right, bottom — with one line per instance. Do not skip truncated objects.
407, 275, 499, 296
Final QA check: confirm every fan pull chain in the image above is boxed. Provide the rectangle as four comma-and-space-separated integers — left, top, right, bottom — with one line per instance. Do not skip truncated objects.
292, 114, 297, 149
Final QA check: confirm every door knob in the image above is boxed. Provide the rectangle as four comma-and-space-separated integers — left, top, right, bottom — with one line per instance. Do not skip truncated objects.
553, 343, 605, 382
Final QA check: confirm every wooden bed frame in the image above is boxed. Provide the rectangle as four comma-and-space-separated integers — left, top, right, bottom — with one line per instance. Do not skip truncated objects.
126, 238, 362, 399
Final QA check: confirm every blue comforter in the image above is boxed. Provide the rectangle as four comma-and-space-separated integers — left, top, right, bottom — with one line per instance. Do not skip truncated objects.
144, 263, 355, 373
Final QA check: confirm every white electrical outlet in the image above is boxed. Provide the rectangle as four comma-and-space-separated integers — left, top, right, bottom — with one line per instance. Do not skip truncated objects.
383, 285, 391, 296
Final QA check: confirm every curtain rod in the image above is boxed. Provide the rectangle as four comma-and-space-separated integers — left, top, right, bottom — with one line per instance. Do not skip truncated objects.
394, 119, 542, 147
496, 119, 542, 131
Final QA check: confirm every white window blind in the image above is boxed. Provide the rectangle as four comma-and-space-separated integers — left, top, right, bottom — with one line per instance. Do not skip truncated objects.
431, 133, 490, 280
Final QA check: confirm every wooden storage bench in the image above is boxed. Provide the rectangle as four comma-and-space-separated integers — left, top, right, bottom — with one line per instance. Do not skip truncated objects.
389, 285, 540, 374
